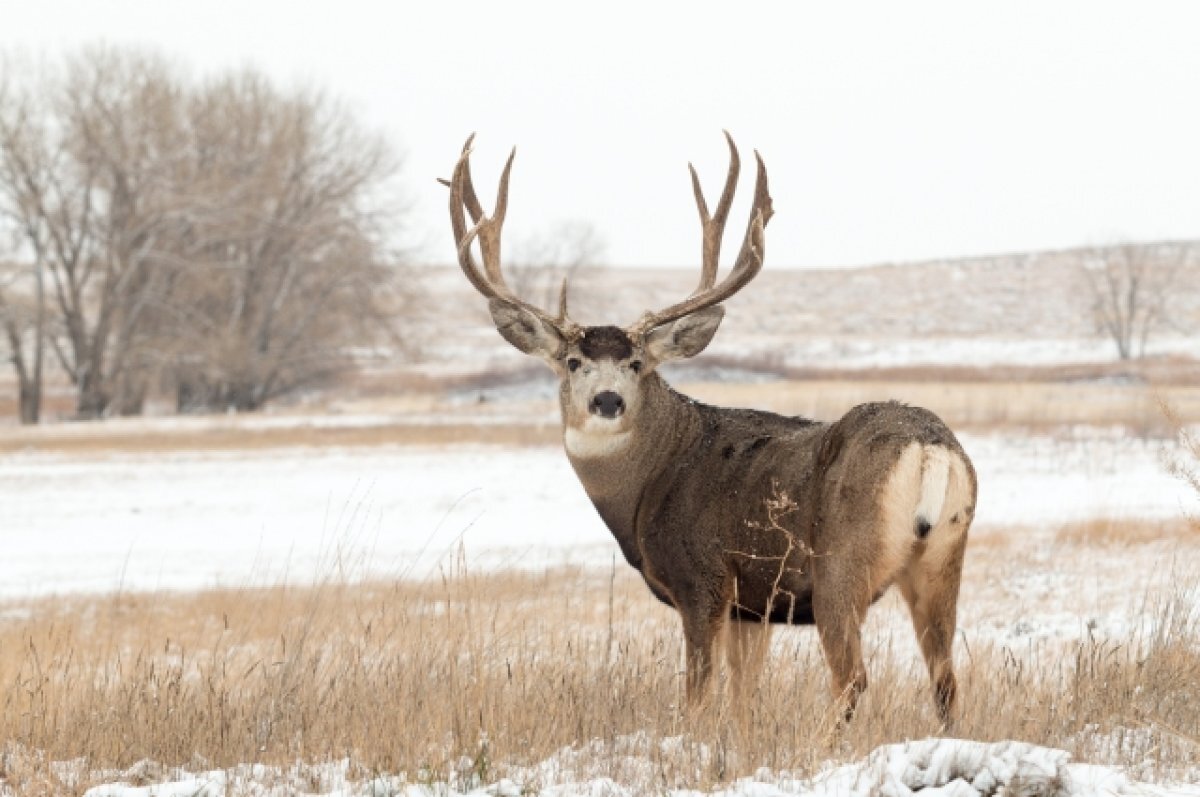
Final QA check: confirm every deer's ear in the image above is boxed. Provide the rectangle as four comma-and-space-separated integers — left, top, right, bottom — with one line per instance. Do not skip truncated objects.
644, 306, 724, 363
489, 299, 565, 362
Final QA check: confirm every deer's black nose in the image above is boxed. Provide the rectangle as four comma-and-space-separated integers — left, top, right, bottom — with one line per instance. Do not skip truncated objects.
590, 391, 625, 418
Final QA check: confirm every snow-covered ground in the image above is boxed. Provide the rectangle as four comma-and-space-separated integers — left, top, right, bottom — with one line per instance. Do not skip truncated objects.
0, 429, 1195, 599
68, 737, 1200, 796
726, 335, 1200, 371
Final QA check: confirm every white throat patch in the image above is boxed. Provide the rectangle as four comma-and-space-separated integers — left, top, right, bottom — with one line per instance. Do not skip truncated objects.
564, 425, 633, 459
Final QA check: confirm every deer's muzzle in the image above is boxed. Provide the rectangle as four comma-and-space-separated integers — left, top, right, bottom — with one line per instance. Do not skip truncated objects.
590, 391, 625, 419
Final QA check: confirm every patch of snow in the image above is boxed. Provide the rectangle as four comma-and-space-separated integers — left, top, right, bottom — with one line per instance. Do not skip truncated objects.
963, 430, 1198, 525
0, 429, 1196, 600
67, 738, 1200, 796
759, 335, 1200, 370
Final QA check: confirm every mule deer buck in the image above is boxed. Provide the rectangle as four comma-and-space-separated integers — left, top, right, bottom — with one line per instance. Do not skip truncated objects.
444, 133, 977, 725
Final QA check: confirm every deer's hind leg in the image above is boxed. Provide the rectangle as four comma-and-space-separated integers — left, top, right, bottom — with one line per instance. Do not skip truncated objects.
812, 555, 872, 723
897, 458, 973, 727
896, 542, 966, 726
814, 442, 925, 722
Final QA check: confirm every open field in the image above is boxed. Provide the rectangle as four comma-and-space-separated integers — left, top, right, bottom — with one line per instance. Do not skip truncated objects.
3, 283, 1200, 792
1, 422, 1197, 598
0, 519, 1198, 794
4, 11, 1200, 794
1, 397, 1199, 793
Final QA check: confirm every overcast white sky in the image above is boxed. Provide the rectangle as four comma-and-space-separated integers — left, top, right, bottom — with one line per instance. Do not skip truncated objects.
6, 1, 1200, 268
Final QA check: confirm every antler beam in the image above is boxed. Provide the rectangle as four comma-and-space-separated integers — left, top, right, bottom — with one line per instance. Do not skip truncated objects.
445, 135, 577, 332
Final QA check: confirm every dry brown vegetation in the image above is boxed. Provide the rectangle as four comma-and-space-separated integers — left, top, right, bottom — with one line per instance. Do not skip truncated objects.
2, 376, 1198, 792
1054, 517, 1199, 547
0, 418, 561, 455
4, 377, 1200, 455
1, 520, 1197, 793
682, 378, 1200, 436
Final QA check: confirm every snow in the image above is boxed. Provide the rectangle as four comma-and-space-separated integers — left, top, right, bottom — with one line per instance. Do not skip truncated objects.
0, 430, 1195, 599
722, 335, 1200, 371
66, 738, 1200, 796
422, 332, 1200, 386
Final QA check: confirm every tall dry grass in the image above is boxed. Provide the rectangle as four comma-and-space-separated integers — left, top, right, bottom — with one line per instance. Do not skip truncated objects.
680, 379, 1200, 438
1164, 402, 1200, 529
1, 541, 1198, 793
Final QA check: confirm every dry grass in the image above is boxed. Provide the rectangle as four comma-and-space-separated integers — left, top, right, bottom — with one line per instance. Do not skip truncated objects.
680, 379, 1200, 437
3, 396, 1199, 791
1, 527, 1198, 793
1054, 517, 1200, 547
5, 379, 1200, 455
692, 352, 1200, 387
0, 419, 561, 455
1164, 403, 1200, 526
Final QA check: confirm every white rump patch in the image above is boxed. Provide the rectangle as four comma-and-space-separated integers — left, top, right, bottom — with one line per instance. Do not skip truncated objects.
564, 427, 633, 459
916, 446, 951, 528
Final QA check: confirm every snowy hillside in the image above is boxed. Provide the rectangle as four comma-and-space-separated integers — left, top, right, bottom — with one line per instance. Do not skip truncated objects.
413, 250, 1200, 376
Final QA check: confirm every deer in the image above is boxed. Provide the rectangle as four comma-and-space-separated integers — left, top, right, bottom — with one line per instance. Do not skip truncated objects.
443, 132, 977, 726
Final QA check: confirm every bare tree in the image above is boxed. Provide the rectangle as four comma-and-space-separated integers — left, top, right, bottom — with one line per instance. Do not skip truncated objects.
1080, 241, 1198, 360
0, 49, 188, 418
0, 47, 407, 419
163, 71, 401, 412
0, 66, 47, 423
0, 260, 45, 423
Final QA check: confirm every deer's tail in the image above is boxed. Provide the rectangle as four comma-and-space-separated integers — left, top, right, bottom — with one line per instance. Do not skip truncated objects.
914, 445, 951, 538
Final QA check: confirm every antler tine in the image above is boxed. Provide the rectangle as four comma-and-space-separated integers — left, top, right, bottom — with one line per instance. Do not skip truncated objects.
629, 141, 772, 338
457, 133, 484, 222
729, 149, 774, 274
447, 139, 496, 301
445, 135, 577, 335
446, 134, 513, 289
687, 130, 740, 291
471, 147, 515, 288
439, 135, 486, 219
557, 277, 570, 322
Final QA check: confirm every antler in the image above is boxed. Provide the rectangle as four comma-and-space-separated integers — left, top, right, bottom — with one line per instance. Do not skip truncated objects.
627, 133, 773, 338
444, 134, 578, 333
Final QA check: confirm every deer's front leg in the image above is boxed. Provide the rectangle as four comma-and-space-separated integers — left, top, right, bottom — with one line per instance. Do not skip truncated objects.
681, 607, 726, 709
675, 566, 734, 710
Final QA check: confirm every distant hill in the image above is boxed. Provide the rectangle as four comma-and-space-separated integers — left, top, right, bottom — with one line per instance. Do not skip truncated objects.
415, 242, 1200, 374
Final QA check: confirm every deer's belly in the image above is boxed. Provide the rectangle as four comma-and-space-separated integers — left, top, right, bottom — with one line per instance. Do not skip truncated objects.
729, 586, 816, 625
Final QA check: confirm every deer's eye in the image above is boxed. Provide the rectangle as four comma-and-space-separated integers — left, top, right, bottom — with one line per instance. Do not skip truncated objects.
567, 358, 582, 373
629, 360, 643, 374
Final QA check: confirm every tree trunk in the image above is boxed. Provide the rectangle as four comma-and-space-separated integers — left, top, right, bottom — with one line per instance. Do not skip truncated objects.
29, 257, 46, 423
18, 379, 40, 425
75, 369, 109, 419
2, 308, 41, 424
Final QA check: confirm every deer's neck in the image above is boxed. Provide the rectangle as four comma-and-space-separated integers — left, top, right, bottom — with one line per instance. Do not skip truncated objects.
565, 374, 690, 484
563, 376, 699, 557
